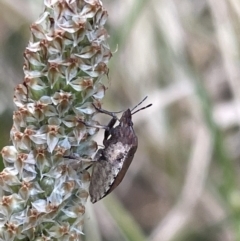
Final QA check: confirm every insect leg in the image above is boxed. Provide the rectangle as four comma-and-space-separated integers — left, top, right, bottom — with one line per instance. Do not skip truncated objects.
93, 148, 105, 161
92, 103, 122, 119
92, 103, 122, 142
63, 155, 93, 171
77, 119, 109, 130
104, 117, 117, 143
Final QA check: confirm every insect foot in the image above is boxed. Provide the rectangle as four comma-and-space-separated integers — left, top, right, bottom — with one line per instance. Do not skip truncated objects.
89, 97, 152, 203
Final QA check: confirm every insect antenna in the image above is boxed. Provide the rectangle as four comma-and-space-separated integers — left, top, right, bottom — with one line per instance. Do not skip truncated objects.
130, 96, 152, 115
131, 96, 148, 112
131, 103, 152, 115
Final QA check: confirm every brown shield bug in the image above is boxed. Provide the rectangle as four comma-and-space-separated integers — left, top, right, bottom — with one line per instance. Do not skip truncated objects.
88, 97, 152, 203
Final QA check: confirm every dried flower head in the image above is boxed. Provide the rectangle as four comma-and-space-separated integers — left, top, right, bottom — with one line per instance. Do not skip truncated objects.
1, 0, 111, 240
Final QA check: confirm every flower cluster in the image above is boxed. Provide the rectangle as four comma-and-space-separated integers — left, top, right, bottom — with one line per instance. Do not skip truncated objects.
0, 0, 111, 240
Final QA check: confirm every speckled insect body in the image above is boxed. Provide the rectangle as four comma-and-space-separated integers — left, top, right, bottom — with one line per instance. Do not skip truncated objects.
89, 98, 152, 203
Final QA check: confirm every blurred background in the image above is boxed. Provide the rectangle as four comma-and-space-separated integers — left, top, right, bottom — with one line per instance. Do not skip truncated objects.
1, 0, 240, 240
